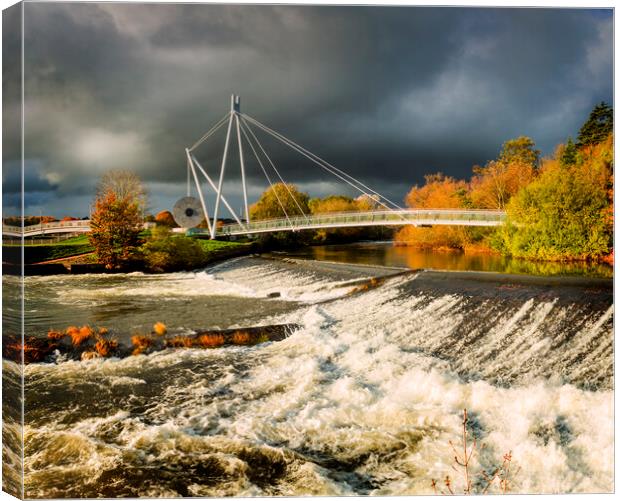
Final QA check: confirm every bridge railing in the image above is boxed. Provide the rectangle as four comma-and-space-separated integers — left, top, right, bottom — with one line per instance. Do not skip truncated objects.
215, 209, 507, 236
2, 220, 91, 237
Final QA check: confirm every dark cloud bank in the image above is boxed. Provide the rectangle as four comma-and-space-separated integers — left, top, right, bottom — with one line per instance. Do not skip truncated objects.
3, 3, 613, 217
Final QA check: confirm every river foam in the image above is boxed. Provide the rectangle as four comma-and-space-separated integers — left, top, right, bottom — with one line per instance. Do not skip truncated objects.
18, 257, 614, 497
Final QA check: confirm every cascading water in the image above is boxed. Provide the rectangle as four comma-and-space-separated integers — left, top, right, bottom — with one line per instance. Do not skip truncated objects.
2, 255, 613, 497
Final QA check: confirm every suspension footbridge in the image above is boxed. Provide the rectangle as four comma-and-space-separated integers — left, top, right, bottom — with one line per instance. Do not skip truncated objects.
176, 95, 506, 238
3, 95, 507, 239
2, 220, 91, 238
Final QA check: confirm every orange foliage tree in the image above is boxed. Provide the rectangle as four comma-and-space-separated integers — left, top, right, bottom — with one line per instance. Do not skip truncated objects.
403, 174, 470, 209
155, 210, 177, 227
89, 190, 143, 269
395, 174, 477, 250
470, 136, 539, 210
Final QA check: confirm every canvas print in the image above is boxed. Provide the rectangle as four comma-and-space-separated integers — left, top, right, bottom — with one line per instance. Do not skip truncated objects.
1, 1, 614, 498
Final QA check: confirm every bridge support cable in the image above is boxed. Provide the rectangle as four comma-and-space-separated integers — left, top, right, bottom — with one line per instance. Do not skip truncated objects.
181, 95, 412, 238
241, 114, 406, 216
190, 154, 247, 230
211, 113, 235, 239
188, 112, 231, 152
186, 112, 230, 199
242, 113, 404, 217
185, 148, 213, 235
238, 119, 296, 230
240, 119, 309, 221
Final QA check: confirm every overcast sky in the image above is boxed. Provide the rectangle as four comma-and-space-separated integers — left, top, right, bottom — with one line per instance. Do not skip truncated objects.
2, 3, 613, 218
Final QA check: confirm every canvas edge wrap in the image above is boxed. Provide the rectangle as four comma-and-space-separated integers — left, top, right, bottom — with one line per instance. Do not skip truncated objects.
2, 1, 25, 499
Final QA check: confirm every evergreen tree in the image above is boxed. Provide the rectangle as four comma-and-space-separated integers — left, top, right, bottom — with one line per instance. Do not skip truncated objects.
560, 137, 578, 167
577, 102, 613, 148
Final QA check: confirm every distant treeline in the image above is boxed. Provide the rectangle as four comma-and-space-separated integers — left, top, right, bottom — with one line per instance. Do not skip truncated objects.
3, 216, 85, 227
153, 189, 394, 247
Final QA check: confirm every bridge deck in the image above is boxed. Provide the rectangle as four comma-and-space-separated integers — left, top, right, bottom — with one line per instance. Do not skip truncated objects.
200, 209, 507, 237
3, 209, 507, 238
2, 220, 91, 238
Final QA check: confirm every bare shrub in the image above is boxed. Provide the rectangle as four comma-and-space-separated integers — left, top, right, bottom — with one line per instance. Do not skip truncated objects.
431, 409, 518, 495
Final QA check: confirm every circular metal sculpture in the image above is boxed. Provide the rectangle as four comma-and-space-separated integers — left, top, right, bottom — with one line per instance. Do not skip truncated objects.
172, 197, 204, 228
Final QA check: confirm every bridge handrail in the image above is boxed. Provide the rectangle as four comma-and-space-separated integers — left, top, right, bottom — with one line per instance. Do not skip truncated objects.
3, 220, 91, 236
217, 209, 506, 234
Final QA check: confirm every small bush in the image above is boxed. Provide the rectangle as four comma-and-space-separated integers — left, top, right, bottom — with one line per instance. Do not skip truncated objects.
197, 333, 225, 348
231, 331, 252, 345
69, 326, 94, 346
431, 409, 518, 495
131, 334, 153, 356
142, 235, 208, 272
94, 338, 118, 357
47, 329, 65, 340
165, 336, 193, 348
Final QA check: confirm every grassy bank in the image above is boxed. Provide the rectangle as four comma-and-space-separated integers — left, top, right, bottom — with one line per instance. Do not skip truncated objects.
139, 231, 253, 272
3, 235, 94, 264
3, 232, 254, 273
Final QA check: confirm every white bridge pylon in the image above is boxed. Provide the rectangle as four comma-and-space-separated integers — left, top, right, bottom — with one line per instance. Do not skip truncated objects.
184, 94, 408, 239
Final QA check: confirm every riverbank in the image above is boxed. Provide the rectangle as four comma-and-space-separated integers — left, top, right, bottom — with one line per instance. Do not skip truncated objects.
2, 238, 256, 275
2, 234, 93, 264
4, 236, 613, 279
394, 237, 615, 266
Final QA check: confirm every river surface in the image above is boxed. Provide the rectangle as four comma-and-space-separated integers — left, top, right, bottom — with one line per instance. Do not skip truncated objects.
2, 244, 614, 497
282, 241, 613, 278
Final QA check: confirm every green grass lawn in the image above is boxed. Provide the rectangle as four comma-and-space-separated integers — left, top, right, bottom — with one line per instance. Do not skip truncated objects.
3, 235, 94, 264
3, 231, 251, 266
195, 239, 246, 253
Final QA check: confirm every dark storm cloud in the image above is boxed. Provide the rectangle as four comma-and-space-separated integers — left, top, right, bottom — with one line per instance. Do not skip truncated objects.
10, 3, 613, 216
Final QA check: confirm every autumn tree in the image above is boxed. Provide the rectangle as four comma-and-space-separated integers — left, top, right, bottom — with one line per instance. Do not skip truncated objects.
155, 210, 177, 227
247, 183, 312, 247
404, 173, 470, 209
497, 136, 540, 166
308, 195, 377, 242
249, 183, 310, 220
355, 194, 382, 211
309, 195, 359, 214
496, 134, 613, 261
395, 174, 477, 250
577, 102, 613, 148
89, 172, 144, 269
470, 136, 539, 210
96, 170, 147, 211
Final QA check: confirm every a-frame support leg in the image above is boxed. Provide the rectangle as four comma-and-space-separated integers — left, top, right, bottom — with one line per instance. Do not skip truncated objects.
186, 148, 213, 236
211, 106, 234, 239
235, 112, 250, 224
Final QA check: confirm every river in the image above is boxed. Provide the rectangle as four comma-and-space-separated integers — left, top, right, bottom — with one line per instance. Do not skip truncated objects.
2, 243, 614, 496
